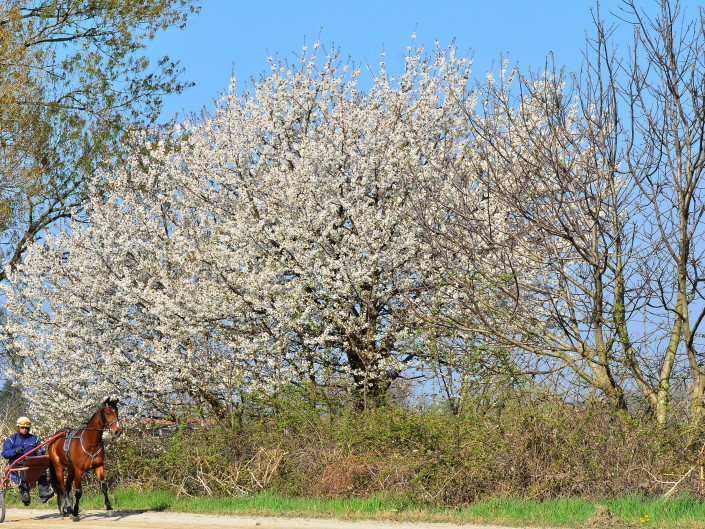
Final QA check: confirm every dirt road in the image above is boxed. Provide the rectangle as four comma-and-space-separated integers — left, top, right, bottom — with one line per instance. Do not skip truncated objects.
1, 509, 541, 529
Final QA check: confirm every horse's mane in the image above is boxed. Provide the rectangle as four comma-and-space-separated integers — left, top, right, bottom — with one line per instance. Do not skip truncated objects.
62, 399, 119, 431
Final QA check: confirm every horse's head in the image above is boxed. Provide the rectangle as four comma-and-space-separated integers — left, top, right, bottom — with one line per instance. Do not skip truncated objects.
101, 397, 123, 438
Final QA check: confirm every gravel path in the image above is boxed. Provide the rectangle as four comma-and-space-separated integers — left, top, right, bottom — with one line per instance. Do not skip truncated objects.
1, 509, 546, 529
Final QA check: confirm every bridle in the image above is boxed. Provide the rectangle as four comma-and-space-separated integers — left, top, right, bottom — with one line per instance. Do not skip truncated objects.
73, 407, 121, 432
100, 406, 122, 434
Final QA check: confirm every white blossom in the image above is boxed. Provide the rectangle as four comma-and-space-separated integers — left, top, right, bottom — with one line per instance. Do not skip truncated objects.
2, 42, 476, 421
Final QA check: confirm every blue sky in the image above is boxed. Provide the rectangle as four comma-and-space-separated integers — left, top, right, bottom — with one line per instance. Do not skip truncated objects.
147, 0, 697, 122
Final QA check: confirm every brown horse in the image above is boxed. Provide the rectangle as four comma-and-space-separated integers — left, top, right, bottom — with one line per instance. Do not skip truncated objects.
47, 398, 123, 519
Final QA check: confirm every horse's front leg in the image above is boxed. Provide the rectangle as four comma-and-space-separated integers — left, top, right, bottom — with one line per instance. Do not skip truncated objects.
95, 465, 113, 512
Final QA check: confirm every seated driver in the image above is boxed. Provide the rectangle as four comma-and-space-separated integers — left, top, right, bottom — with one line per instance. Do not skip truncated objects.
2, 417, 54, 505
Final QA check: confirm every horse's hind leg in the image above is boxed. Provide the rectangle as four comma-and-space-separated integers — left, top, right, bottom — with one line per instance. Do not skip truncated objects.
48, 458, 67, 517
62, 465, 75, 516
95, 465, 113, 512
48, 443, 72, 517
71, 469, 84, 519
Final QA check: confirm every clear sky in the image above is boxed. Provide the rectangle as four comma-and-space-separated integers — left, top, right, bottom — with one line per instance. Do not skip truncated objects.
146, 0, 699, 123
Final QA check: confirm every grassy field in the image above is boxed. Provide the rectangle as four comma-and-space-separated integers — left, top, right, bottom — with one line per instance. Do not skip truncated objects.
6, 488, 705, 528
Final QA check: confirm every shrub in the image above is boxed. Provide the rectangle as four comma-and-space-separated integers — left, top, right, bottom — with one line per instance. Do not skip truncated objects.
104, 393, 705, 505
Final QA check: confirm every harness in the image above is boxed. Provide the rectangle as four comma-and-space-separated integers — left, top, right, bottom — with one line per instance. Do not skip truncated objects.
59, 408, 121, 469
62, 429, 104, 469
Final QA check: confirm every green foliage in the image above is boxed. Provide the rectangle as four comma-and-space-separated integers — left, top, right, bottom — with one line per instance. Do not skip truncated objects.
0, 0, 200, 284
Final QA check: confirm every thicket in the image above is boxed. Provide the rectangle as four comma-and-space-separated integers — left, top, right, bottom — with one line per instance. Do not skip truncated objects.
104, 391, 705, 506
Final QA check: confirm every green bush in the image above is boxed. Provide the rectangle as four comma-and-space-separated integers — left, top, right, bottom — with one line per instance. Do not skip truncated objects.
105, 393, 705, 506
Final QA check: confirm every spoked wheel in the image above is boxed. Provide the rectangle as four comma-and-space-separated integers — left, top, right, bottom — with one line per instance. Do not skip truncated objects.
0, 491, 6, 523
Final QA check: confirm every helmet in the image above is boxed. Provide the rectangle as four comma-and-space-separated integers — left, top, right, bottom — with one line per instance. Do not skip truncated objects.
16, 417, 30, 427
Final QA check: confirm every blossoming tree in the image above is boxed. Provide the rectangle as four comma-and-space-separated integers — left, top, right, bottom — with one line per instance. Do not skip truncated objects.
2, 42, 476, 421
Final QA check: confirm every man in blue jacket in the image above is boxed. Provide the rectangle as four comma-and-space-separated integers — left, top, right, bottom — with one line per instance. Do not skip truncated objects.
2, 417, 53, 505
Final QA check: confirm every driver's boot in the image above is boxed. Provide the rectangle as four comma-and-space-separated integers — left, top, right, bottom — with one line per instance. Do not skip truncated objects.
37, 476, 54, 503
19, 482, 30, 506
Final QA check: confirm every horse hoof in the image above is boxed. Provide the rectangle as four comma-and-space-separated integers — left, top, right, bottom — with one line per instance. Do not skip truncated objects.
71, 515, 80, 522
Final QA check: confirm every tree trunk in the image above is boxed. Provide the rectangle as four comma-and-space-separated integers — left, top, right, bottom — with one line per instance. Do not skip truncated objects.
347, 348, 394, 411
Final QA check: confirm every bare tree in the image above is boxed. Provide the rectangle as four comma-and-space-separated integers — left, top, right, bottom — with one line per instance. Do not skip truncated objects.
415, 54, 636, 413
415, 0, 705, 424
613, 0, 705, 422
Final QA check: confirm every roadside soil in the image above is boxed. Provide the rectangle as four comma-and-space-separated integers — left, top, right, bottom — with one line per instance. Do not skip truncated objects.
2, 509, 546, 529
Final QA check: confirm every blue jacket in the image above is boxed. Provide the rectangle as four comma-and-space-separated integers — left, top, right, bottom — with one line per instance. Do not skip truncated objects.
2, 431, 42, 466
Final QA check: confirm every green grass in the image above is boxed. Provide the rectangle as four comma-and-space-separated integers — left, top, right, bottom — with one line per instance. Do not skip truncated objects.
453, 497, 598, 527
7, 488, 705, 528
603, 495, 705, 528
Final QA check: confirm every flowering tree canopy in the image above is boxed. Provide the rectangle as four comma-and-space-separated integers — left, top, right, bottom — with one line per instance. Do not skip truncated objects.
2, 41, 476, 422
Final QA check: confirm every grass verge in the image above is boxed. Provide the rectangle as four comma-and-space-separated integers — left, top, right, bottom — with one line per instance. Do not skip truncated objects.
6, 488, 705, 528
